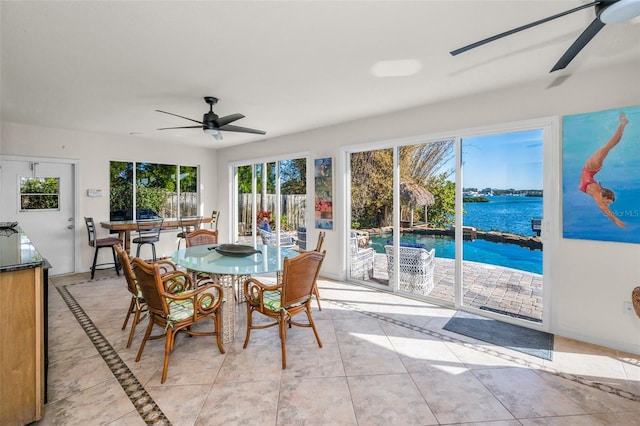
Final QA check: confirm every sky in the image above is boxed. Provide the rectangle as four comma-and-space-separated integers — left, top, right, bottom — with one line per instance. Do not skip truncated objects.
458, 129, 543, 190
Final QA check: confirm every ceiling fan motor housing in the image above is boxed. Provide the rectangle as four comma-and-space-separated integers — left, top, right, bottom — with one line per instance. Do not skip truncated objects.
203, 111, 219, 128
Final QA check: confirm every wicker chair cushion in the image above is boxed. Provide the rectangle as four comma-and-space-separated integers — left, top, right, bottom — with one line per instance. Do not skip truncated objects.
261, 289, 304, 311
166, 290, 216, 323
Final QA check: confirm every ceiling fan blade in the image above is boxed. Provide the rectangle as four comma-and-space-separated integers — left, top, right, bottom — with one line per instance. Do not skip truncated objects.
450, 1, 599, 56
157, 125, 203, 130
219, 124, 266, 135
155, 110, 204, 125
550, 17, 606, 72
214, 113, 245, 128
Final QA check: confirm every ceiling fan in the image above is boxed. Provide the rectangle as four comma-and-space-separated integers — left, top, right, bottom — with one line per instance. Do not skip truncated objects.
156, 96, 266, 140
450, 0, 640, 72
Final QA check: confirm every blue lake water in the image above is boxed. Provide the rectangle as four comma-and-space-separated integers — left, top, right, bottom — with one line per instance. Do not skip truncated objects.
463, 195, 542, 236
370, 195, 544, 274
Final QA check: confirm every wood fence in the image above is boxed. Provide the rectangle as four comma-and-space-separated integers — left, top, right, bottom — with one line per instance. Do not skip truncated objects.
238, 194, 306, 233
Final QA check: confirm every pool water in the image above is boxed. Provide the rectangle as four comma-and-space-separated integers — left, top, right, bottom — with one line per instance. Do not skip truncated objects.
369, 233, 542, 275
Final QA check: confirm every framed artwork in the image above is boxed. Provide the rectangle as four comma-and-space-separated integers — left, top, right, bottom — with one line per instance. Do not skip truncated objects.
314, 157, 333, 230
562, 105, 640, 243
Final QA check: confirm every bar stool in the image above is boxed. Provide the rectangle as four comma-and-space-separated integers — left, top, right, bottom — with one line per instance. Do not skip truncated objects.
133, 218, 164, 261
84, 217, 122, 279
177, 216, 203, 250
210, 210, 220, 230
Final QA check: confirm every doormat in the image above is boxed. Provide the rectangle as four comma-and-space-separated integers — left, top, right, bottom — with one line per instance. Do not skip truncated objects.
443, 311, 553, 360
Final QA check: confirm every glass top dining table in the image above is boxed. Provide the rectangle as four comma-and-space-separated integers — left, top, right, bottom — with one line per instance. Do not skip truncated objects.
171, 244, 299, 275
171, 243, 299, 343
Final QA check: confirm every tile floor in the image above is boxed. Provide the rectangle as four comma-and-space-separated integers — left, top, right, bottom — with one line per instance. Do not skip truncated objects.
39, 270, 640, 425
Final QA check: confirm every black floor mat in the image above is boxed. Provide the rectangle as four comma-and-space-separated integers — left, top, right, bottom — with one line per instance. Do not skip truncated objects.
443, 311, 553, 360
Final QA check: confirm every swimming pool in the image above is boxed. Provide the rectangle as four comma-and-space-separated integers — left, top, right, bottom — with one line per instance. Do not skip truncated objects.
369, 233, 542, 274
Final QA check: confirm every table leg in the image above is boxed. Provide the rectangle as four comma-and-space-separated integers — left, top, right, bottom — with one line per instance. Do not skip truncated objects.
123, 230, 131, 254
208, 273, 250, 344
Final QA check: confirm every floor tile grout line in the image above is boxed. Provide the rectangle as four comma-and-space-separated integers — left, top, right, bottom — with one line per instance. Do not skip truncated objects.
55, 283, 173, 425
324, 297, 640, 403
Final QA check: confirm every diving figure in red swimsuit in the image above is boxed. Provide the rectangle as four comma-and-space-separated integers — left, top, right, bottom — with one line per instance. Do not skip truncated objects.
578, 112, 629, 228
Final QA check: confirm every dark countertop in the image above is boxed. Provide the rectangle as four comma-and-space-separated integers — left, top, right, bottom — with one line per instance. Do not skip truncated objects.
0, 226, 45, 272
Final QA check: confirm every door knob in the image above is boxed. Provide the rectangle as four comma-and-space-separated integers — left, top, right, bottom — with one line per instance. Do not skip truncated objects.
67, 224, 74, 229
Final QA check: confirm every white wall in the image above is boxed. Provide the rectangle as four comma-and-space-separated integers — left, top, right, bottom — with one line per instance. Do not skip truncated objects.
217, 61, 640, 355
0, 123, 218, 270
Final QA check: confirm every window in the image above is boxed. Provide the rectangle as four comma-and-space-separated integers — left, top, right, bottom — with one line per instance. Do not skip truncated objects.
19, 177, 60, 211
109, 161, 198, 220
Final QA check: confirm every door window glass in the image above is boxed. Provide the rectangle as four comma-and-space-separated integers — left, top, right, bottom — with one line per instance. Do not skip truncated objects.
19, 177, 60, 211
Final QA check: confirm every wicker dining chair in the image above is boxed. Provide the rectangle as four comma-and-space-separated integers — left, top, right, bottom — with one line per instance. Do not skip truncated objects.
184, 228, 219, 247
115, 244, 179, 348
311, 231, 325, 310
243, 250, 326, 369
295, 231, 326, 310
132, 257, 225, 383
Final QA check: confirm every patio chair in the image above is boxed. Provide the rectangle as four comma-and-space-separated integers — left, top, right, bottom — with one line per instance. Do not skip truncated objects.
259, 228, 295, 247
350, 232, 375, 280
384, 244, 436, 296
132, 256, 225, 383
243, 250, 326, 369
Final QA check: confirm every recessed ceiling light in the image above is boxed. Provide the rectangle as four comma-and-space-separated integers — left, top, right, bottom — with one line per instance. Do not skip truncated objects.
371, 59, 422, 77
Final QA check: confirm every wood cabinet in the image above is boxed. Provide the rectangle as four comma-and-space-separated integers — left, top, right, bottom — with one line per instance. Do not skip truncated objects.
0, 228, 45, 425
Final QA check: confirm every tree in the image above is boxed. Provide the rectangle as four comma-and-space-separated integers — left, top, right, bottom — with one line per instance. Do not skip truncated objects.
350, 149, 394, 228
351, 140, 454, 229
280, 158, 306, 194
425, 173, 456, 228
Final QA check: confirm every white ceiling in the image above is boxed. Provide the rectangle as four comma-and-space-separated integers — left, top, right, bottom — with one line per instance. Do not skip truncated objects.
2, 1, 639, 149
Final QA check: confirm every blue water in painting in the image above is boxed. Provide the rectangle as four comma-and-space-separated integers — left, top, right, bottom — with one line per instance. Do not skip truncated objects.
562, 106, 640, 244
369, 195, 543, 274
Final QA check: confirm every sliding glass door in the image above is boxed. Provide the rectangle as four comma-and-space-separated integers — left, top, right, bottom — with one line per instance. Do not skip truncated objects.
234, 157, 307, 246
460, 130, 544, 323
347, 119, 553, 328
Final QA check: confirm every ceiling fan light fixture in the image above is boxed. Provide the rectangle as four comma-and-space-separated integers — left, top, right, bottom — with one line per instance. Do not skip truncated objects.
599, 0, 640, 23
157, 97, 263, 141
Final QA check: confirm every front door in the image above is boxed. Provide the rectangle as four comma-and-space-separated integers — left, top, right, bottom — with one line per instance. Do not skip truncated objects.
1, 158, 76, 275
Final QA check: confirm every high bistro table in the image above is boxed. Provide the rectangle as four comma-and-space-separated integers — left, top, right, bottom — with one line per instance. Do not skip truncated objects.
101, 217, 212, 253
171, 244, 299, 343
